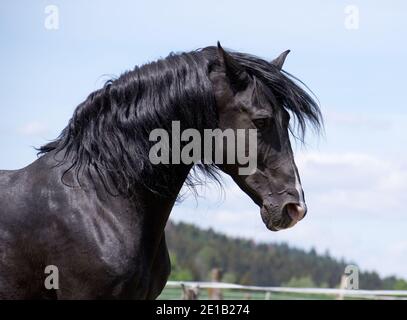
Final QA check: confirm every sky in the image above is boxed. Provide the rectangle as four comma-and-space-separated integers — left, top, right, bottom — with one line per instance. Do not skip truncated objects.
0, 1, 406, 280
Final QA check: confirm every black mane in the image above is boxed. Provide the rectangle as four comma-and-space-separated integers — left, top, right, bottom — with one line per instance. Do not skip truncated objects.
38, 46, 322, 199
228, 50, 322, 139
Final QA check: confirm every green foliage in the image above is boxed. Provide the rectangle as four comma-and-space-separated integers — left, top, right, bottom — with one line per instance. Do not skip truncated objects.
393, 279, 407, 290
165, 221, 406, 289
168, 251, 193, 281
283, 276, 316, 288
222, 272, 237, 284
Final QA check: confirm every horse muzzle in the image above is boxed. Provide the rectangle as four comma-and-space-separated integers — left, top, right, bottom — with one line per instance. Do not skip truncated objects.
261, 202, 307, 231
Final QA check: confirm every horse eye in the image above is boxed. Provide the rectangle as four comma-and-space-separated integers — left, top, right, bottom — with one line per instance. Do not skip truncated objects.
253, 118, 268, 129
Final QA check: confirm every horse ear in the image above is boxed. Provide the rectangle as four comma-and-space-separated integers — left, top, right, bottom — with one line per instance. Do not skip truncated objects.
271, 50, 290, 70
217, 41, 249, 91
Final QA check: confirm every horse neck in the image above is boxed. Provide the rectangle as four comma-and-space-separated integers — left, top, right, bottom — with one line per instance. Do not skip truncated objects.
136, 163, 192, 242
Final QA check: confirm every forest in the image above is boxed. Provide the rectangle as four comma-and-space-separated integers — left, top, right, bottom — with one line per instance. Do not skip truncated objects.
166, 221, 407, 290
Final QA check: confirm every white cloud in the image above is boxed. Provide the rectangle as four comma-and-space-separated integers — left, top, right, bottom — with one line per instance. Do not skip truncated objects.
172, 151, 407, 278
325, 109, 392, 131
297, 152, 407, 219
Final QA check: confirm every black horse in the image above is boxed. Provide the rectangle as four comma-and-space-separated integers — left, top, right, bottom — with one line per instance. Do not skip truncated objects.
0, 43, 321, 299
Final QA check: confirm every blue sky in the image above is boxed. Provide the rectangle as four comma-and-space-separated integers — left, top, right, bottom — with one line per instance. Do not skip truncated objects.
1, 1, 406, 279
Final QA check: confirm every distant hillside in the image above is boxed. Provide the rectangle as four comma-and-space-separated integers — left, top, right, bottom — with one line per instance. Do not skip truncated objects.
165, 221, 407, 290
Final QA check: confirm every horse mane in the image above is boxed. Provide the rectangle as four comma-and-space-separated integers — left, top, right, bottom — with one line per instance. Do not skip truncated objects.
38, 46, 322, 199
221, 49, 322, 140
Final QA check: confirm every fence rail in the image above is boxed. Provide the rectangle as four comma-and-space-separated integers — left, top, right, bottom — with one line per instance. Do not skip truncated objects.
164, 281, 407, 300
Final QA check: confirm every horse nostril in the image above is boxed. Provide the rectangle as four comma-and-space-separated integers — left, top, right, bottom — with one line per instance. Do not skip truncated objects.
286, 203, 306, 222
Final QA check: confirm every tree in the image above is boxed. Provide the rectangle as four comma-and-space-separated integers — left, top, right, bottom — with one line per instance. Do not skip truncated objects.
283, 276, 316, 288
168, 251, 193, 281
165, 221, 405, 289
